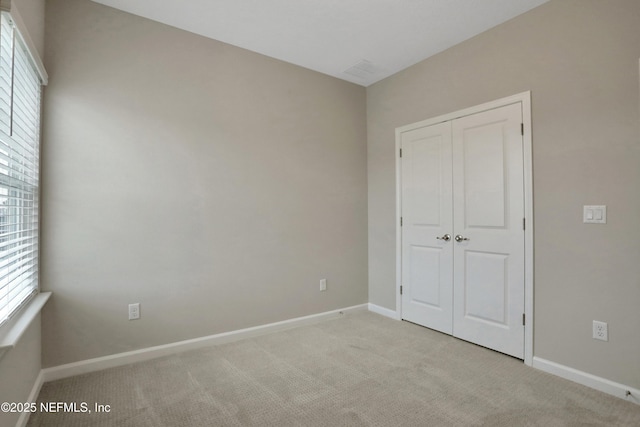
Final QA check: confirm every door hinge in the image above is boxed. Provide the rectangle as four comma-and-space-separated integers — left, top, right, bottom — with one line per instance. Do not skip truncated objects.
400, 285, 403, 295
400, 217, 403, 227
521, 123, 524, 136
522, 313, 526, 326
399, 148, 403, 158
523, 218, 526, 230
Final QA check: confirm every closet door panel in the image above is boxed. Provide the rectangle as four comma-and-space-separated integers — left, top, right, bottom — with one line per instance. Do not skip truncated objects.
452, 103, 525, 359
400, 122, 453, 334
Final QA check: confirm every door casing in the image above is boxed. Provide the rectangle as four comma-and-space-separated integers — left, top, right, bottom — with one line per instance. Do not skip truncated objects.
395, 91, 534, 366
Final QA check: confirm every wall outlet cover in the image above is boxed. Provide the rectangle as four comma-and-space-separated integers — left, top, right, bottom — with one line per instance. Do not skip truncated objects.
128, 303, 141, 320
593, 320, 608, 341
583, 205, 607, 224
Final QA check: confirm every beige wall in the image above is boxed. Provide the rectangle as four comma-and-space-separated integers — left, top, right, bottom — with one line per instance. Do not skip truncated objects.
0, 318, 41, 427
41, 0, 368, 367
12, 0, 45, 57
367, 0, 640, 388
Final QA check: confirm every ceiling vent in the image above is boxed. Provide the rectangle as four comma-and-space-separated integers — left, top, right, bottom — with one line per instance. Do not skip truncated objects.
342, 60, 378, 79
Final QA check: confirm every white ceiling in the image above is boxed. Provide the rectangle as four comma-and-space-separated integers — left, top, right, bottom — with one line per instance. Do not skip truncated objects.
91, 0, 549, 87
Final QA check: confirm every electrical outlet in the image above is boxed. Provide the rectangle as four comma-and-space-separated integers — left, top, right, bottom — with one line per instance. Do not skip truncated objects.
128, 303, 140, 320
593, 320, 608, 341
319, 279, 327, 292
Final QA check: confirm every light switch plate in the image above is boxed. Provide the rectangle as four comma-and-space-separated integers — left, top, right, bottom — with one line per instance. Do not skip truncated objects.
583, 205, 606, 224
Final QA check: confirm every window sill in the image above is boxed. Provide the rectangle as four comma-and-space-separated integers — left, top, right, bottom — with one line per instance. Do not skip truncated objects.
0, 292, 51, 357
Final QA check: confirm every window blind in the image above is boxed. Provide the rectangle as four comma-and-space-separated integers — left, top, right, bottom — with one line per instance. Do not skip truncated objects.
0, 11, 42, 326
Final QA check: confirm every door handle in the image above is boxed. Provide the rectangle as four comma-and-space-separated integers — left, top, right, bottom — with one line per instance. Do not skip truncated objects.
454, 235, 469, 242
436, 234, 451, 241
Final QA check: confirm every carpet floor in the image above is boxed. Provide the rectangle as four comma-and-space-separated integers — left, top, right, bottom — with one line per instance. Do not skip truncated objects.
27, 311, 640, 426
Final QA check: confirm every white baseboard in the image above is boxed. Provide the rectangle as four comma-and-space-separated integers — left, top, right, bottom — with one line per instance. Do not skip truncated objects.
42, 304, 368, 383
24, 304, 640, 427
16, 370, 45, 427
532, 357, 640, 405
368, 303, 400, 320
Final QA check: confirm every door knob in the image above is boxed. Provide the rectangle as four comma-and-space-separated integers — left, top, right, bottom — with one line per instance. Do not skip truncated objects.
436, 234, 451, 242
454, 235, 469, 242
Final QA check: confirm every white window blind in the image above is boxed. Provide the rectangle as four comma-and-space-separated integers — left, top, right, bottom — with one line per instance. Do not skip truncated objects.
0, 11, 42, 326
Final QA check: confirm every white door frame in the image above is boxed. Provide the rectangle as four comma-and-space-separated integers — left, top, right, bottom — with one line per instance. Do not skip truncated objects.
395, 91, 534, 366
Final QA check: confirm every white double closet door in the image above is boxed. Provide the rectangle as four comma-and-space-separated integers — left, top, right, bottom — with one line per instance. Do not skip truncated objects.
400, 102, 525, 359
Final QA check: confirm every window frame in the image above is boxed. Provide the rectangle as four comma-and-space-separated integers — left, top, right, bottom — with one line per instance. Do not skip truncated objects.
0, 9, 45, 328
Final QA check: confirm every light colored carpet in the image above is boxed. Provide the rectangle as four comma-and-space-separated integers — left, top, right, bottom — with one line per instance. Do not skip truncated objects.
28, 311, 640, 426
